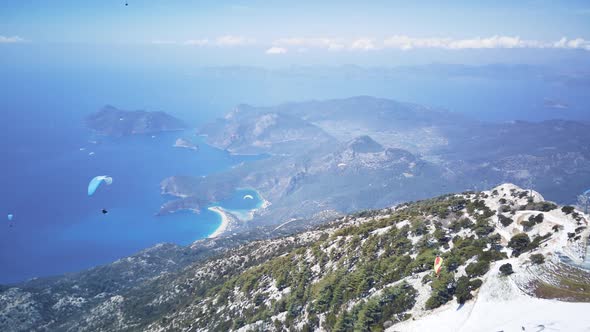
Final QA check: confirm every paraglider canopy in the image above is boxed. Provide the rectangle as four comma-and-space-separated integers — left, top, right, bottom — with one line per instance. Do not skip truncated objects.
7, 214, 13, 221
88, 176, 113, 196
434, 256, 444, 276
243, 194, 254, 200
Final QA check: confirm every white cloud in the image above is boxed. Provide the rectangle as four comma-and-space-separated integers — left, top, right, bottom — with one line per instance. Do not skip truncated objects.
149, 35, 590, 52
553, 37, 590, 50
215, 35, 255, 46
350, 38, 378, 51
184, 39, 209, 46
274, 37, 345, 51
383, 36, 448, 50
447, 36, 537, 49
265, 46, 287, 55
382, 35, 590, 51
0, 35, 25, 43
151, 40, 178, 45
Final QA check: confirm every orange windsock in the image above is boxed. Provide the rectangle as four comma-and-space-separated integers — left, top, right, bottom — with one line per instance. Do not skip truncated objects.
434, 256, 444, 275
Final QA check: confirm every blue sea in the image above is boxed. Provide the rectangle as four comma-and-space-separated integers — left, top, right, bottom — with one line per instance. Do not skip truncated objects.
0, 125, 263, 283
0, 66, 271, 283
1, 64, 589, 284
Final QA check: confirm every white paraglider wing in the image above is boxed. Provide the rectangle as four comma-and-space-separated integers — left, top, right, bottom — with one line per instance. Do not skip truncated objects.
88, 176, 113, 196
243, 194, 254, 200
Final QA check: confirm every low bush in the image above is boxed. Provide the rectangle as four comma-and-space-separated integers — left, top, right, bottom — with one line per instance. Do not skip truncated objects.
508, 233, 531, 257
530, 253, 545, 265
561, 206, 575, 214
465, 261, 490, 278
499, 263, 514, 275
498, 214, 513, 227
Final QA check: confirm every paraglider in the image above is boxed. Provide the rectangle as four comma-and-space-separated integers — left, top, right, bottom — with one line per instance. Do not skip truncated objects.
434, 256, 444, 277
243, 194, 254, 200
7, 214, 14, 228
88, 176, 113, 196
102, 209, 108, 215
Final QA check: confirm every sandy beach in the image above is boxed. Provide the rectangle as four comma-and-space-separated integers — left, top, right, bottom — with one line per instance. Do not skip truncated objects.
207, 206, 231, 238
208, 192, 271, 238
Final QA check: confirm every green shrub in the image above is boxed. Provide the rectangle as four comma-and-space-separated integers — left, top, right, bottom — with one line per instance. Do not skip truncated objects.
529, 233, 551, 250
454, 277, 483, 304
530, 253, 545, 265
499, 263, 514, 275
532, 213, 544, 224
498, 214, 513, 227
424, 271, 456, 310
454, 276, 473, 304
443, 254, 464, 273
479, 249, 507, 262
465, 261, 490, 278
469, 278, 482, 290
474, 220, 494, 237
346, 283, 417, 331
449, 218, 474, 232
521, 213, 543, 230
508, 233, 531, 257
523, 201, 557, 212
561, 206, 575, 215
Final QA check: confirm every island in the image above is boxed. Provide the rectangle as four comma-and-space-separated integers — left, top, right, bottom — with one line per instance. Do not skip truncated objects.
86, 105, 186, 137
173, 138, 199, 151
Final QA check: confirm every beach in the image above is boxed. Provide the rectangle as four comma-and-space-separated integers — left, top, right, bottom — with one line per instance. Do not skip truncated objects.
207, 192, 271, 238
207, 206, 232, 238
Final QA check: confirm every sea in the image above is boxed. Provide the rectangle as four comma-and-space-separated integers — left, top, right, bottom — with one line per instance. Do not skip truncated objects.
0, 67, 267, 284
1, 64, 589, 283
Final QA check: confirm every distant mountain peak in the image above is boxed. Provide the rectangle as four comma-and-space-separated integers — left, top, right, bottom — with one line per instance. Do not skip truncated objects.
346, 135, 384, 153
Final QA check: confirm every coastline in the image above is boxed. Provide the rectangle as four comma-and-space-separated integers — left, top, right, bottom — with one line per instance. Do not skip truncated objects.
207, 206, 231, 238
207, 193, 271, 238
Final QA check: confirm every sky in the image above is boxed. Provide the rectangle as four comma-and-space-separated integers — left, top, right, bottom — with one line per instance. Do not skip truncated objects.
1, 0, 590, 67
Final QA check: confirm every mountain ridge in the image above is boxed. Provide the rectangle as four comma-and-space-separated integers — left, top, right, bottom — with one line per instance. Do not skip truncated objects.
2, 183, 589, 331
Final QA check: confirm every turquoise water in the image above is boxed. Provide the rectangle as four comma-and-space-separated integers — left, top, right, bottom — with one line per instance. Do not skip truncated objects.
209, 188, 265, 221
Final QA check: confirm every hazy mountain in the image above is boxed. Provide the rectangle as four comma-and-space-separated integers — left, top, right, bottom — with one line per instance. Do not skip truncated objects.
164, 97, 590, 235
86, 105, 186, 137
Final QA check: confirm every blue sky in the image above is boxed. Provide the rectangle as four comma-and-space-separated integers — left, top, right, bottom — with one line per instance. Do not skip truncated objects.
1, 0, 590, 66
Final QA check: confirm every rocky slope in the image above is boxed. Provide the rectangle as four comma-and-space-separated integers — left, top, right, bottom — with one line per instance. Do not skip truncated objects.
1, 184, 588, 331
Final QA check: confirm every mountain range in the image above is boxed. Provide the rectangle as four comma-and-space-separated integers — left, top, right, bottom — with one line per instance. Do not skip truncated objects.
159, 96, 590, 234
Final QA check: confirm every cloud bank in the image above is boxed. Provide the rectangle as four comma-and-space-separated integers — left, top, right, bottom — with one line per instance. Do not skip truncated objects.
265, 46, 287, 55
382, 35, 590, 50
150, 35, 590, 53
0, 35, 25, 43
